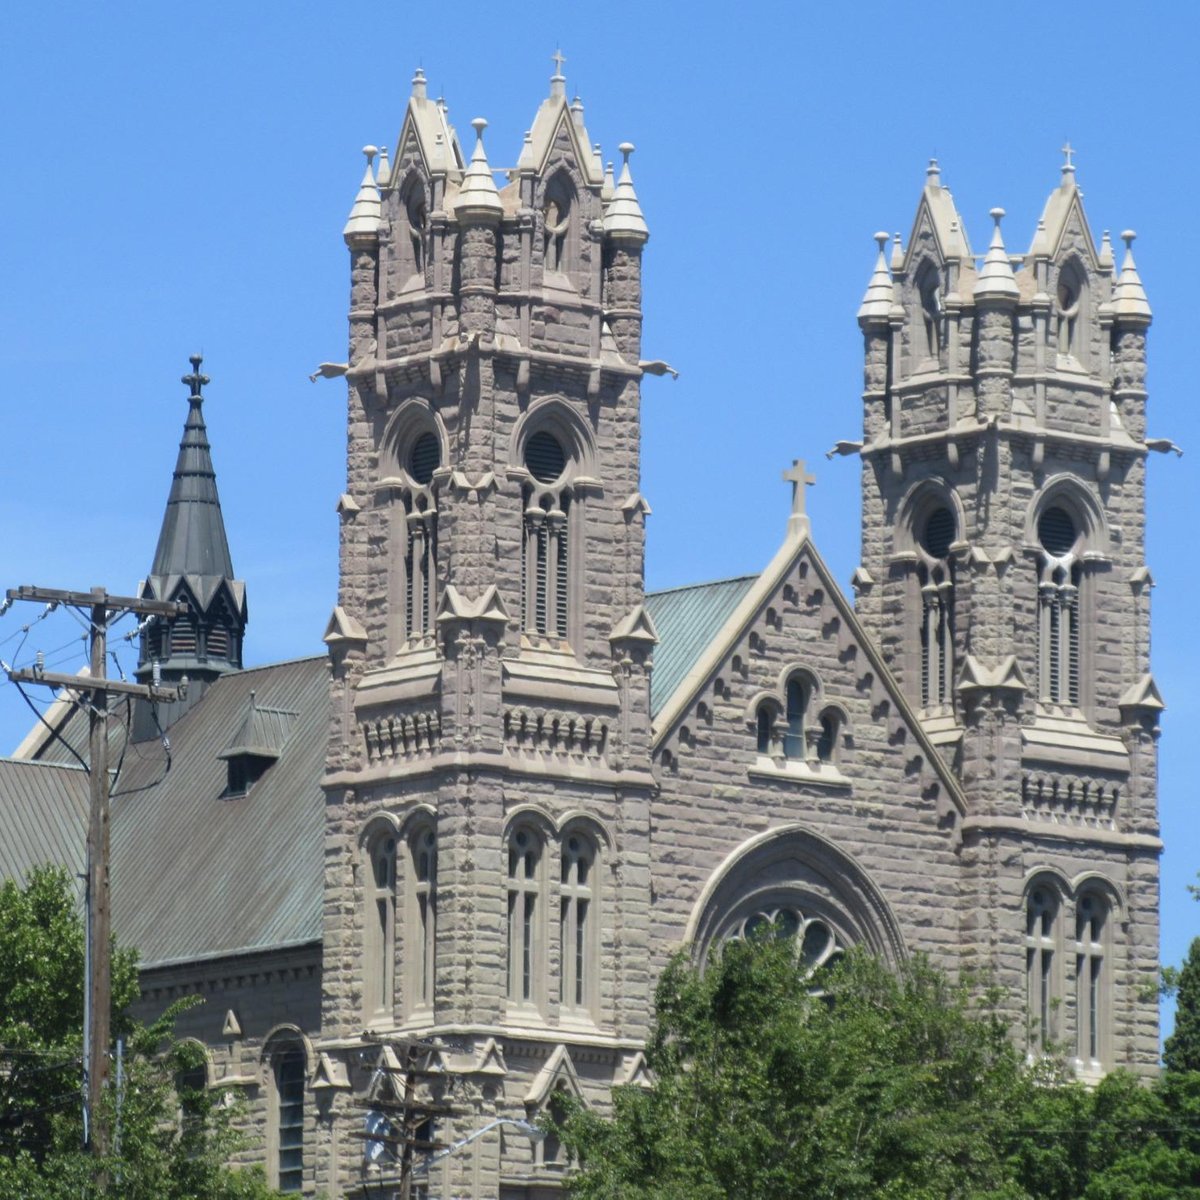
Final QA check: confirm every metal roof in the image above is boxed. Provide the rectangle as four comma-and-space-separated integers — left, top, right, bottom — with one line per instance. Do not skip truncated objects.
0, 758, 89, 888
645, 576, 757, 716
1, 657, 329, 968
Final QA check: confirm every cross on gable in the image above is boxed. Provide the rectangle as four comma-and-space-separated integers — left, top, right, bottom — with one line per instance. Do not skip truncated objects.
782, 459, 816, 518
181, 353, 209, 399
551, 49, 566, 76
1061, 141, 1075, 169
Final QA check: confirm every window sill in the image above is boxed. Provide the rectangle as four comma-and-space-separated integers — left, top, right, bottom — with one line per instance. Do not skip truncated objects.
748, 757, 851, 789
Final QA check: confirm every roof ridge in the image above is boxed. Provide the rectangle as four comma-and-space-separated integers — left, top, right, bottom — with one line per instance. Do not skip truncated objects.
0, 756, 87, 771
231, 654, 327, 675
646, 574, 758, 597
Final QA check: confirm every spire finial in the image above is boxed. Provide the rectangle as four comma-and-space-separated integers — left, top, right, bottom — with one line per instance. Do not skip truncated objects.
182, 354, 209, 399
990, 206, 1005, 226
362, 144, 378, 167
927, 158, 941, 184
620, 142, 635, 165
411, 67, 427, 100
874, 231, 889, 253
551, 48, 566, 98
1061, 140, 1076, 178
1122, 228, 1137, 250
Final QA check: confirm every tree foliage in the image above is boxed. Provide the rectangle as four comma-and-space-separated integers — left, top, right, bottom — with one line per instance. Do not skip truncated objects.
0, 866, 283, 1199
556, 934, 1200, 1200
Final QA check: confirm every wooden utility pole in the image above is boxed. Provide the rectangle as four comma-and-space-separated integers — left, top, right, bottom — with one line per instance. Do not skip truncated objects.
4, 585, 184, 1157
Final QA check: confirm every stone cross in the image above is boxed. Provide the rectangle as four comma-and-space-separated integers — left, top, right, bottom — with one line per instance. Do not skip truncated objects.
551, 49, 566, 76
782, 459, 816, 519
1061, 141, 1075, 170
182, 353, 210, 398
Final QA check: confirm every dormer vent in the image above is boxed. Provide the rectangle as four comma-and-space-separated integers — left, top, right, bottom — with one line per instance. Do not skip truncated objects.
218, 692, 298, 798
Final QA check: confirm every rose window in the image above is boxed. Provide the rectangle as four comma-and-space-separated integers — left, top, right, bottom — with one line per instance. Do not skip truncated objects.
724, 906, 844, 977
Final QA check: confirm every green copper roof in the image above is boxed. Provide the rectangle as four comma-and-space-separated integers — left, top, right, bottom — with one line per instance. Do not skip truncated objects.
645, 576, 757, 716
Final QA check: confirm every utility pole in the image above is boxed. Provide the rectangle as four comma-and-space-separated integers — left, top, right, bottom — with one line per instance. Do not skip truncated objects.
4, 585, 184, 1159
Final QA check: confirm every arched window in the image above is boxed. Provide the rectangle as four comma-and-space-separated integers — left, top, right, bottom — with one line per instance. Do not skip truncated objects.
382, 417, 442, 653
409, 826, 437, 1011
1075, 892, 1109, 1068
268, 1042, 306, 1193
542, 171, 577, 279
560, 833, 596, 1014
914, 261, 942, 365
522, 427, 577, 644
507, 826, 544, 1007
1025, 886, 1061, 1053
816, 710, 839, 764
916, 504, 956, 710
174, 1046, 208, 1141
399, 174, 428, 283
365, 832, 396, 1019
755, 703, 774, 756
1036, 505, 1082, 706
540, 1082, 573, 1168
725, 904, 845, 982
1055, 260, 1088, 365
784, 677, 807, 760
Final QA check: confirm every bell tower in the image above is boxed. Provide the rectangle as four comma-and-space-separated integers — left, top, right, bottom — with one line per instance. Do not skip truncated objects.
853, 154, 1163, 1070
317, 60, 659, 1196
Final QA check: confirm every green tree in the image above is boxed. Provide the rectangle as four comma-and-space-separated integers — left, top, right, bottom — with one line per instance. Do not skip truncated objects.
0, 866, 283, 1199
558, 936, 1033, 1200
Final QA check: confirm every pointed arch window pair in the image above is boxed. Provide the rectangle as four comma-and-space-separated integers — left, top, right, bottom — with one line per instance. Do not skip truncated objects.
363, 823, 438, 1021
754, 674, 841, 766
1024, 880, 1111, 1068
505, 822, 599, 1018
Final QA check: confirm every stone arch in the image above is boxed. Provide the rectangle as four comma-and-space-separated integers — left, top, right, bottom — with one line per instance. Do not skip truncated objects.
379, 397, 448, 487
556, 810, 614, 851
540, 167, 579, 278
510, 395, 597, 482
685, 824, 906, 967
1024, 474, 1109, 558
895, 477, 965, 561
1070, 870, 1127, 919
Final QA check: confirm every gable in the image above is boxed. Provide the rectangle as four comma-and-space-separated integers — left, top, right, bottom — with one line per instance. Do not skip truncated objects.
651, 532, 965, 820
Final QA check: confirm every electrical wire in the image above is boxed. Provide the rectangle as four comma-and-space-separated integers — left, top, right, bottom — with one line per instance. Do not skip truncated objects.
10, 679, 88, 770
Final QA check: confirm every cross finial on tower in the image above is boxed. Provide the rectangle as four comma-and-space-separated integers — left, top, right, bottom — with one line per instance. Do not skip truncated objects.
182, 354, 209, 399
551, 48, 566, 76
1061, 141, 1076, 176
550, 48, 566, 98
782, 459, 816, 535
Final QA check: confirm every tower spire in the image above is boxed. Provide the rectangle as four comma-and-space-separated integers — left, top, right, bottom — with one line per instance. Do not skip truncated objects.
137, 355, 247, 691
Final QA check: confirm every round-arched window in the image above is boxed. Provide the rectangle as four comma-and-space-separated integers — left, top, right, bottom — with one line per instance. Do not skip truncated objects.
1037, 506, 1077, 557
408, 432, 440, 485
525, 430, 567, 483
920, 506, 955, 559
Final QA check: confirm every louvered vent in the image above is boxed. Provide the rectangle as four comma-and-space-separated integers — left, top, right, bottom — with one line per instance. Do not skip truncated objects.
1038, 507, 1077, 556
207, 625, 230, 658
526, 431, 567, 483
409, 432, 440, 485
171, 622, 197, 655
921, 507, 955, 559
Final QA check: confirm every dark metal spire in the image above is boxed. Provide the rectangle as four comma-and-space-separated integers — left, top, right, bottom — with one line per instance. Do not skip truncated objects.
150, 354, 235, 580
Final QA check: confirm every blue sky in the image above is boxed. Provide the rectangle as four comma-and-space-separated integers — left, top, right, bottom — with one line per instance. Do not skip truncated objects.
1, 2, 1196, 1027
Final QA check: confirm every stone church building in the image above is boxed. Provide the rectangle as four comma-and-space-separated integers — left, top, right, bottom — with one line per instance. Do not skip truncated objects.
0, 65, 1165, 1198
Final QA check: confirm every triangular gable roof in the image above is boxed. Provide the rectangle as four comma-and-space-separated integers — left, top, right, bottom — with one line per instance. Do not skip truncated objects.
650, 529, 967, 816
527, 94, 603, 187
392, 90, 464, 185
524, 1043, 583, 1107
1029, 177, 1099, 264
904, 177, 973, 270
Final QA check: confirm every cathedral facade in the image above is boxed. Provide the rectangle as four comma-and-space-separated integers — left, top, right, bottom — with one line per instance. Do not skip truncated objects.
0, 67, 1163, 1198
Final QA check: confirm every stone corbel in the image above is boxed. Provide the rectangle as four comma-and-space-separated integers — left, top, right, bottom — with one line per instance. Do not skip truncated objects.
621, 492, 653, 521
850, 566, 874, 596
336, 493, 362, 521
587, 363, 601, 399
516, 355, 530, 394
450, 470, 496, 501
324, 606, 369, 650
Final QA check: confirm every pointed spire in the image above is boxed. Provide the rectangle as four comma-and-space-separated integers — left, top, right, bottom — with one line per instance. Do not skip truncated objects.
1098, 229, 1114, 270
890, 232, 904, 272
603, 142, 648, 242
454, 118, 503, 219
1112, 230, 1152, 323
571, 94, 585, 130
376, 144, 391, 190
342, 146, 381, 241
151, 355, 235, 581
550, 48, 567, 99
927, 158, 941, 186
602, 159, 615, 203
517, 129, 535, 175
592, 141, 603, 177
974, 208, 1019, 301
858, 232, 893, 323
139, 355, 247, 689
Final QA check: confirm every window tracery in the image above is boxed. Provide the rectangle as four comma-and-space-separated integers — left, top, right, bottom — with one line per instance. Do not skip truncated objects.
915, 261, 943, 364
559, 833, 595, 1014
1025, 885, 1061, 1053
522, 428, 576, 643
409, 825, 437, 1011
1036, 505, 1082, 706
386, 418, 442, 651
723, 904, 844, 981
1055, 261, 1088, 364
917, 504, 956, 710
541, 171, 577, 278
507, 826, 544, 1007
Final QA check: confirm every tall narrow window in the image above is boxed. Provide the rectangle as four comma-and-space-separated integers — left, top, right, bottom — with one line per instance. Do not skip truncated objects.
522, 429, 576, 644
917, 506, 955, 710
1075, 893, 1108, 1066
273, 1046, 306, 1193
507, 827, 543, 1005
756, 704, 774, 756
784, 678, 806, 760
560, 834, 595, 1014
1025, 887, 1060, 1053
411, 827, 437, 1010
1055, 261, 1088, 365
915, 262, 942, 363
367, 835, 396, 1018
1037, 506, 1082, 706
388, 428, 441, 652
